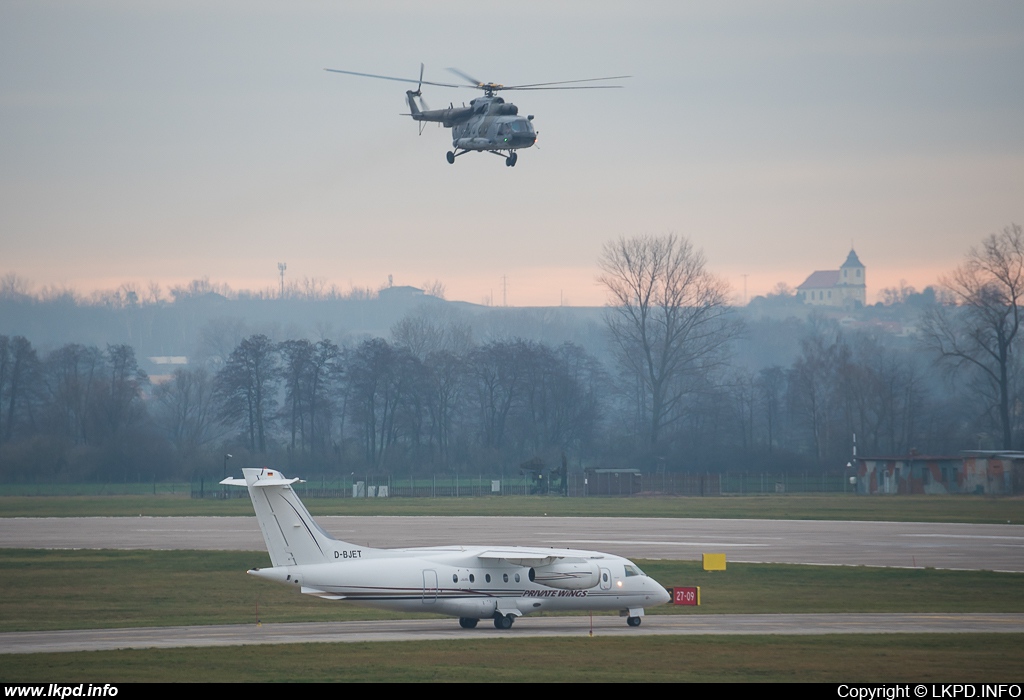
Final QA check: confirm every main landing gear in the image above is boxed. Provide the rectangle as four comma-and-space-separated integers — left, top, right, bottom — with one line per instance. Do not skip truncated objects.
459, 617, 478, 629
493, 612, 515, 629
627, 616, 642, 627
444, 149, 518, 167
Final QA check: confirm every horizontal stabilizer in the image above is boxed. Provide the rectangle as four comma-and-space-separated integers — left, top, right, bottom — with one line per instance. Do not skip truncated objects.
220, 477, 247, 486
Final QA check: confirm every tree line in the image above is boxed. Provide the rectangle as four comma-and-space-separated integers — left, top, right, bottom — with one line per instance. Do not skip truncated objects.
0, 227, 1019, 482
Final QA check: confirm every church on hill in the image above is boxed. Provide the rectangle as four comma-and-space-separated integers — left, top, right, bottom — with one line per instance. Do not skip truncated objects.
796, 249, 866, 308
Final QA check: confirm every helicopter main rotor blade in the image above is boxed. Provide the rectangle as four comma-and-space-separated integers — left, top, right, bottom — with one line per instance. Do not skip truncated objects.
503, 75, 631, 89
446, 67, 486, 87
324, 68, 465, 90
503, 85, 626, 91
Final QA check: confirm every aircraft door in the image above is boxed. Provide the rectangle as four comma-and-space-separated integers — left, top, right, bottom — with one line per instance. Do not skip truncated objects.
422, 569, 438, 603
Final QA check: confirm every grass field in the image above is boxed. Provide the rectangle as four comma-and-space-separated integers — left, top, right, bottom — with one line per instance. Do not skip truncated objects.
2, 492, 1022, 522
4, 635, 1023, 682
1, 550, 1021, 632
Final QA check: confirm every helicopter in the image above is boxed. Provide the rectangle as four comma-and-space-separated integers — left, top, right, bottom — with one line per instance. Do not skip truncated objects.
325, 64, 627, 167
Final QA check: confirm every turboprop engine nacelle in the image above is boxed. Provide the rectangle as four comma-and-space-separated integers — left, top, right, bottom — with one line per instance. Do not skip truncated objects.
528, 561, 600, 590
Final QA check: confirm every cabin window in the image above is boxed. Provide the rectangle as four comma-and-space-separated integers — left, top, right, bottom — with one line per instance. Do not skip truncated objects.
503, 573, 509, 583
452, 574, 458, 583
515, 573, 521, 583
485, 574, 491, 583
469, 574, 475, 583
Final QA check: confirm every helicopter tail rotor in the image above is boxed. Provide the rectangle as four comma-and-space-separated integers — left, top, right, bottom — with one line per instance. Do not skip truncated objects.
411, 63, 429, 135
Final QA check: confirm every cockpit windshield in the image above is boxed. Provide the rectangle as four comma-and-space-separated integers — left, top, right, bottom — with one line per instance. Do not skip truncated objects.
509, 119, 533, 133
623, 564, 646, 577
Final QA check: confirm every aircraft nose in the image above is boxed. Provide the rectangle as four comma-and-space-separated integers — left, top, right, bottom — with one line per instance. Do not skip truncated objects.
655, 583, 671, 605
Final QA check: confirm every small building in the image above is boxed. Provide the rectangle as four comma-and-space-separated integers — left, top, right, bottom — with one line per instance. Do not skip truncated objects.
377, 285, 425, 301
584, 468, 643, 496
961, 451, 1024, 495
856, 452, 1023, 495
855, 456, 962, 494
797, 249, 866, 308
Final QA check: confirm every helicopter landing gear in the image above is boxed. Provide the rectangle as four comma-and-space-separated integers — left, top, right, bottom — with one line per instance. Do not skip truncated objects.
446, 151, 455, 164
505, 152, 518, 167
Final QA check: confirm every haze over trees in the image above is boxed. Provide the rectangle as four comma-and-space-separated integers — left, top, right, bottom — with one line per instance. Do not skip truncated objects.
921, 224, 1024, 450
0, 227, 1020, 482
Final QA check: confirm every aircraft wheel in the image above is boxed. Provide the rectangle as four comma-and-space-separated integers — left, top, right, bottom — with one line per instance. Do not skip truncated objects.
627, 616, 642, 627
505, 156, 512, 167
446, 151, 455, 164
510, 152, 518, 166
493, 613, 514, 629
459, 617, 478, 629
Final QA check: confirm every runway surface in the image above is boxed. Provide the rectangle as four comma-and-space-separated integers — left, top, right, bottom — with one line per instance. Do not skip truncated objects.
3, 614, 1024, 655
3, 515, 1023, 571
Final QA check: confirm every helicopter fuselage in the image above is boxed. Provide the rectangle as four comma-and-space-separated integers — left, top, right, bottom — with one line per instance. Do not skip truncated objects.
408, 93, 536, 165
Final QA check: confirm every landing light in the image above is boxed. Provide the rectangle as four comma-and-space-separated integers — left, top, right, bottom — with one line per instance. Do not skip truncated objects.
616, 581, 623, 588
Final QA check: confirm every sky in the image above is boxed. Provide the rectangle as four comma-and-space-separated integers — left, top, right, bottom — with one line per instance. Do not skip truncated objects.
1, 1, 1022, 307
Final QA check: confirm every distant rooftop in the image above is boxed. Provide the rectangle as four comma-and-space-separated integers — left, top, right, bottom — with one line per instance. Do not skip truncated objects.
797, 270, 840, 290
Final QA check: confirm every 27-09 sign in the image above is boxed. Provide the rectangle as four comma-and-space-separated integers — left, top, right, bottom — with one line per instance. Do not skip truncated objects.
673, 587, 700, 606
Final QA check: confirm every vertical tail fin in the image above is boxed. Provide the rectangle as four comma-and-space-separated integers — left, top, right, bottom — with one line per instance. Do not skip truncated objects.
222, 468, 362, 567
406, 89, 423, 116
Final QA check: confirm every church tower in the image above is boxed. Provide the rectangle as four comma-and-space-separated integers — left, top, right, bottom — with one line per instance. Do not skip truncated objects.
837, 249, 866, 307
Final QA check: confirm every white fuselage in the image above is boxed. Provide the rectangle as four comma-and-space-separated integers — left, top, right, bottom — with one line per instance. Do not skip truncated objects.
251, 545, 670, 619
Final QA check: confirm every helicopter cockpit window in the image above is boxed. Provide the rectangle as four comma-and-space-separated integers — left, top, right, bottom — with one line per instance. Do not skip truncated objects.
510, 119, 532, 133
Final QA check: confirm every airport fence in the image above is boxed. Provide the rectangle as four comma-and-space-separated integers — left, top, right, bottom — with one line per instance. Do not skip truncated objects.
186, 470, 852, 499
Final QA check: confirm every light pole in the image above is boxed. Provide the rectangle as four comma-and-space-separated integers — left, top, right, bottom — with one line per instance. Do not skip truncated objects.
222, 453, 233, 499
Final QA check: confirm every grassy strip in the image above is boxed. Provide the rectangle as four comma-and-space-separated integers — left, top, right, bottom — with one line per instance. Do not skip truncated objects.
2, 493, 1023, 522
1, 550, 1021, 633
3, 634, 1023, 682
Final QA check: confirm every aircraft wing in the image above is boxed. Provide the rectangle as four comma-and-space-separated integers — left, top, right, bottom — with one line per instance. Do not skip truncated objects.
475, 548, 607, 567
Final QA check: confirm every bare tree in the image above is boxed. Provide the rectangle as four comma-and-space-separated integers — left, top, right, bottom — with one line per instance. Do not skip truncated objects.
153, 367, 221, 463
215, 335, 280, 453
921, 224, 1024, 449
598, 234, 737, 451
